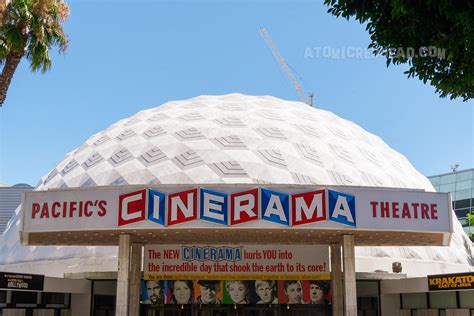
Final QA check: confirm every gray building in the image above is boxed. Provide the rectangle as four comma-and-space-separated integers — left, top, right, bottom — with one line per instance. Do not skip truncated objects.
428, 168, 474, 239
0, 183, 33, 233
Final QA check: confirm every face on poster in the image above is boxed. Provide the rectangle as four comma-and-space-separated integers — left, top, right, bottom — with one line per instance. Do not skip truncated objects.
222, 280, 250, 304
166, 280, 194, 304
221, 280, 279, 304
278, 280, 331, 304
140, 279, 331, 305
195, 280, 223, 304
141, 280, 165, 305
254, 280, 278, 304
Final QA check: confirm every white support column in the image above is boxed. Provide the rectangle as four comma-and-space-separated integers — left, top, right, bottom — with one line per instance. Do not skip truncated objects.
343, 234, 357, 316
116, 234, 131, 316
330, 243, 343, 316
129, 243, 142, 316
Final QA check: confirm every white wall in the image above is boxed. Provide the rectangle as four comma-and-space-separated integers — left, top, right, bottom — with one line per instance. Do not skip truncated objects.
71, 293, 91, 316
381, 277, 427, 294
44, 277, 90, 294
380, 294, 400, 316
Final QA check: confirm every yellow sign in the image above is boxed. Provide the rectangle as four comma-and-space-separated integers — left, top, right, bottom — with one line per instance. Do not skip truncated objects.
144, 273, 331, 281
428, 272, 474, 291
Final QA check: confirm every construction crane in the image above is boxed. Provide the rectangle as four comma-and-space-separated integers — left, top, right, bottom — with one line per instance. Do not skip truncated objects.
259, 27, 314, 107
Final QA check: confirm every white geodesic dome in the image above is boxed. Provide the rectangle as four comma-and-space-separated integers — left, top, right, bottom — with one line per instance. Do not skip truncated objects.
1, 94, 472, 277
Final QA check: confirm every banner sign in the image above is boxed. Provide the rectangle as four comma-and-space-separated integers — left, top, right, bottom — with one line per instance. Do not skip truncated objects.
0, 272, 44, 291
144, 244, 329, 280
428, 272, 474, 291
140, 279, 332, 305
21, 185, 451, 234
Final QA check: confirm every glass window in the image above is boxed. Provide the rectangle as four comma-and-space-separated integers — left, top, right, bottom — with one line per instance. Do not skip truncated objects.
0, 290, 6, 303
455, 209, 469, 217
440, 183, 456, 193
357, 281, 379, 297
455, 199, 471, 209
459, 290, 474, 308
11, 290, 37, 306
440, 174, 456, 185
455, 190, 472, 201
459, 217, 469, 226
456, 180, 474, 191
358, 297, 378, 311
429, 292, 457, 308
93, 294, 115, 315
401, 293, 427, 309
457, 170, 474, 182
43, 292, 69, 308
93, 281, 117, 296
429, 177, 441, 186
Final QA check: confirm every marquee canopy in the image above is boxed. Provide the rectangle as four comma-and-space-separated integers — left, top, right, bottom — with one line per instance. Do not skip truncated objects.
20, 184, 452, 247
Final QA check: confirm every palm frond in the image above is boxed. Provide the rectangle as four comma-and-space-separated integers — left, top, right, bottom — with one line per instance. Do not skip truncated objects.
1, 0, 69, 71
26, 40, 51, 73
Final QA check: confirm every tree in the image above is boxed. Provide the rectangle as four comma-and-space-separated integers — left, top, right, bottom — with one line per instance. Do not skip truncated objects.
467, 209, 474, 241
324, 0, 473, 101
0, 0, 68, 106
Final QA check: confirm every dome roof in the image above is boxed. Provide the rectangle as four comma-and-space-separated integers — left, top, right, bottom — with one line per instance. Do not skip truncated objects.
36, 94, 433, 190
1, 94, 472, 276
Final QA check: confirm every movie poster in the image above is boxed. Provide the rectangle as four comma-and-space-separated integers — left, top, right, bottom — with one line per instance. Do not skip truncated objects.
140, 279, 331, 306
278, 280, 331, 305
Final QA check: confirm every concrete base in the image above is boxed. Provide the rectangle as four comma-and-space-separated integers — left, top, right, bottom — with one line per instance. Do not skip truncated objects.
446, 310, 471, 316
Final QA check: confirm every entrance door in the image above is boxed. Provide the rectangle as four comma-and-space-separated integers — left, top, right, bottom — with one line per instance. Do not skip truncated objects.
142, 305, 193, 316
221, 305, 330, 316
141, 305, 332, 316
194, 305, 232, 316
239, 305, 279, 316
279, 305, 331, 316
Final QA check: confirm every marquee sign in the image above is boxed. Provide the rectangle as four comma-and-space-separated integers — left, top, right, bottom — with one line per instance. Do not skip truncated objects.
0, 272, 44, 291
428, 272, 474, 291
144, 244, 330, 280
117, 187, 354, 227
20, 184, 452, 237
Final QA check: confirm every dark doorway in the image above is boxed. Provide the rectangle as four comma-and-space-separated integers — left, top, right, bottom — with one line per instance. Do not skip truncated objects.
141, 304, 331, 316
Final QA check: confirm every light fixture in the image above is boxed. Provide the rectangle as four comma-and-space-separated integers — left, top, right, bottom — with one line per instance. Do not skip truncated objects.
392, 262, 402, 273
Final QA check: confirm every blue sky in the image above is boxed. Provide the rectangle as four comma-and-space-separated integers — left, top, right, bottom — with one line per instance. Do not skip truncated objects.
0, 0, 472, 186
